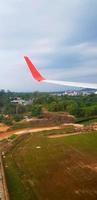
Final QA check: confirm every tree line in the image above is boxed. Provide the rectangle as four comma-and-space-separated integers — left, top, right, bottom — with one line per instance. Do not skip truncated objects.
0, 90, 97, 125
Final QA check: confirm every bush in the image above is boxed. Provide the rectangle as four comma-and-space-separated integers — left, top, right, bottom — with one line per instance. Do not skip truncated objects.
31, 105, 42, 117
13, 114, 24, 122
3, 119, 13, 126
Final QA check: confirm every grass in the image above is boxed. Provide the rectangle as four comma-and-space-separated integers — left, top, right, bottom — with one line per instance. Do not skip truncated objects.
76, 116, 97, 125
4, 130, 97, 200
42, 125, 76, 136
8, 134, 17, 140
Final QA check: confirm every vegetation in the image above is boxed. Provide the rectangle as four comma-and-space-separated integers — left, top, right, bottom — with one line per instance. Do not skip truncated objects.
4, 130, 97, 200
1, 90, 97, 199
31, 105, 42, 117
0, 90, 97, 125
8, 134, 17, 140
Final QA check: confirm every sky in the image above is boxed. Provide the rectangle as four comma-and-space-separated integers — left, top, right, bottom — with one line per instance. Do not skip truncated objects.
0, 0, 97, 92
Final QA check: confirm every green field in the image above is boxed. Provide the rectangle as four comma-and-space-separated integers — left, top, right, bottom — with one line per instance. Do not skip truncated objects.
4, 130, 97, 200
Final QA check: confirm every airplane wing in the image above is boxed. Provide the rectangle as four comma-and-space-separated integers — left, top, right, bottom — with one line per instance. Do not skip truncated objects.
24, 56, 97, 89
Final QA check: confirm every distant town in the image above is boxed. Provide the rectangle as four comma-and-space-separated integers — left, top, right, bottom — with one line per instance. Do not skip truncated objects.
50, 88, 97, 96
4, 89, 96, 107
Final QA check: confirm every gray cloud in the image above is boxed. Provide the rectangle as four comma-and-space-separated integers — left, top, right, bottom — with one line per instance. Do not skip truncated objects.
0, 0, 97, 91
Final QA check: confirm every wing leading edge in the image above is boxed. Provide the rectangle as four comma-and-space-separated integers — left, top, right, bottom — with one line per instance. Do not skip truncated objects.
24, 56, 97, 89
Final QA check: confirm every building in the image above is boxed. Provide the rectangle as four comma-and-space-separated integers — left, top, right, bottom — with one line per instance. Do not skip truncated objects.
11, 97, 33, 106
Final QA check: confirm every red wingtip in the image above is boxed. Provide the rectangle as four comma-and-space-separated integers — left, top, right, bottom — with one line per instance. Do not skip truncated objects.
24, 56, 45, 81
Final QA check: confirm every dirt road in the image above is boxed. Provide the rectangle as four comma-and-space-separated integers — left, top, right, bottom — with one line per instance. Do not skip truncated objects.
0, 127, 84, 141
0, 154, 9, 200
0, 126, 60, 141
0, 123, 85, 141
0, 155, 5, 200
48, 132, 83, 138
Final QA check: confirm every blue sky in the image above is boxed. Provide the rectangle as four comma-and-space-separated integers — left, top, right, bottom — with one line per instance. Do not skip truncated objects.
0, 0, 97, 92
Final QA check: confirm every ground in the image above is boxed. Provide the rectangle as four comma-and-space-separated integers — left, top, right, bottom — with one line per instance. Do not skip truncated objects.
3, 130, 97, 200
0, 123, 9, 133
0, 123, 84, 141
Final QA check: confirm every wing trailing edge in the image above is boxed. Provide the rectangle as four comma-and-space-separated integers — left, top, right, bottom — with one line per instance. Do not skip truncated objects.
43, 79, 97, 89
24, 56, 97, 89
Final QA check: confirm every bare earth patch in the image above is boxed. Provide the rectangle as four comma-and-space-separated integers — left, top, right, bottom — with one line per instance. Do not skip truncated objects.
63, 123, 84, 128
0, 123, 9, 133
82, 163, 97, 172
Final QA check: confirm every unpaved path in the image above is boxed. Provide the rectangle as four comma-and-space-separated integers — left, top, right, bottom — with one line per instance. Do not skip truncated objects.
0, 154, 9, 200
63, 123, 84, 128
0, 156, 5, 200
0, 127, 84, 141
0, 126, 60, 141
48, 132, 83, 138
0, 123, 85, 141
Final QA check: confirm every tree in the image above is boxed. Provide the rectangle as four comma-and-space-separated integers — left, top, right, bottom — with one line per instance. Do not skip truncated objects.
83, 105, 97, 117
31, 105, 42, 117
66, 101, 79, 116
